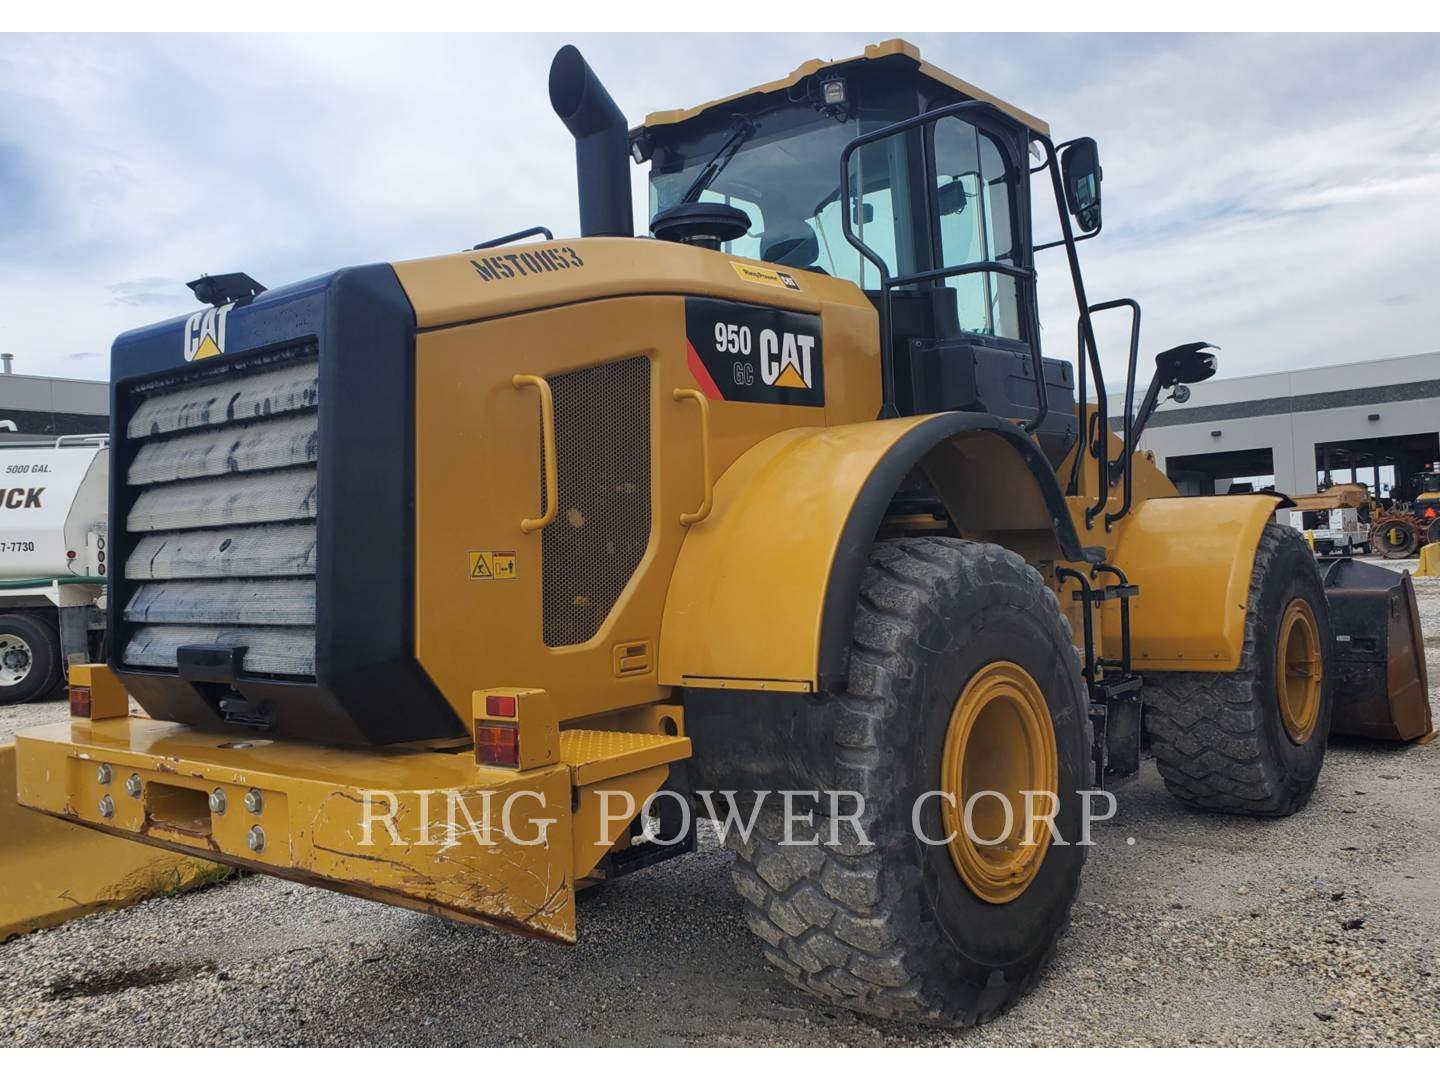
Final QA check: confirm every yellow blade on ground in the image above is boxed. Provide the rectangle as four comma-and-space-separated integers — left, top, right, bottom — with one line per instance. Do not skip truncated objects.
0, 711, 220, 943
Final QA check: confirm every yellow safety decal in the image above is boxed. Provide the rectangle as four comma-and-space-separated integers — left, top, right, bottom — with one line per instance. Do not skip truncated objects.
731, 262, 801, 291
468, 549, 517, 580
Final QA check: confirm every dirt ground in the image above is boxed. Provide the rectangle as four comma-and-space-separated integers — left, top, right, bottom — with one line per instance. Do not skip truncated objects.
1, 560, 1436, 1047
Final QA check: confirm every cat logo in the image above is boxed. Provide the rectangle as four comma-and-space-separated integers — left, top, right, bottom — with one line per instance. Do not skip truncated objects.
684, 297, 824, 408
759, 329, 817, 390
183, 302, 236, 362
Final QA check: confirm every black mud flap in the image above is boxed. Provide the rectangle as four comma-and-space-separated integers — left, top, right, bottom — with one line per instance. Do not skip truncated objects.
1321, 558, 1434, 742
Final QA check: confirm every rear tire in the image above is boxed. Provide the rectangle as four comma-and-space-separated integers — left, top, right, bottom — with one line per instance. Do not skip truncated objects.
726, 537, 1091, 1027
1425, 517, 1440, 547
1145, 524, 1332, 817
0, 611, 63, 706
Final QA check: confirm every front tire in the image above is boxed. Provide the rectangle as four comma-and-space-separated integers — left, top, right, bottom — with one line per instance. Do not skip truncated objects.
1145, 524, 1332, 817
727, 538, 1091, 1027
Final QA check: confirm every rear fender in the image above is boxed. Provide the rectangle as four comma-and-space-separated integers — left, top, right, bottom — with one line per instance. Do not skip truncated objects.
659, 412, 1086, 693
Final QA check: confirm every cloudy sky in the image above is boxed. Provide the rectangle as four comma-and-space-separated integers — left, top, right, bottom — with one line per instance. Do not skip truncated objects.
1, 32, 1437, 391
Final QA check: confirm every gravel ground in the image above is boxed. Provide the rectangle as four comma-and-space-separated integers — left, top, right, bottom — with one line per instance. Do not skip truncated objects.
1, 560, 1437, 1047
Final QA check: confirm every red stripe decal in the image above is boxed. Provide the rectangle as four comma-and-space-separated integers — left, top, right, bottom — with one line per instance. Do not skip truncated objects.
685, 339, 724, 400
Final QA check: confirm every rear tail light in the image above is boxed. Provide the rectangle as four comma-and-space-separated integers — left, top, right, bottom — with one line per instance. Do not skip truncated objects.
474, 722, 520, 768
485, 694, 518, 718
69, 685, 92, 718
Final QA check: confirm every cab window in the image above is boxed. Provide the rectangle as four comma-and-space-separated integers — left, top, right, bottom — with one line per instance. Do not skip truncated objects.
932, 117, 1021, 339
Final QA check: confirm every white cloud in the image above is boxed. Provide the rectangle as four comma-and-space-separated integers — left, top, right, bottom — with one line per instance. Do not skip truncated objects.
0, 32, 1436, 388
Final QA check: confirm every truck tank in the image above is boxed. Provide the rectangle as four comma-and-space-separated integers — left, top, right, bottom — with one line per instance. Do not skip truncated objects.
0, 440, 108, 580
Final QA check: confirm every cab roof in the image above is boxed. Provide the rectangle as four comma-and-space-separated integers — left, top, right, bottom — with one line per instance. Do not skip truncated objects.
641, 38, 1049, 137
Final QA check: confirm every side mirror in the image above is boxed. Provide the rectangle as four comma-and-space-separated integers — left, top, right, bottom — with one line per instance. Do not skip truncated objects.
1155, 341, 1218, 388
1128, 342, 1218, 453
1060, 137, 1103, 233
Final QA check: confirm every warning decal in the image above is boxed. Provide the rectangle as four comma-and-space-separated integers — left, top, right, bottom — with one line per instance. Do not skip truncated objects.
468, 550, 516, 580
684, 297, 824, 408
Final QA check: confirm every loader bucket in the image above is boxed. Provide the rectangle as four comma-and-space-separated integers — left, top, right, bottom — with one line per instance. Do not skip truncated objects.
1321, 558, 1434, 742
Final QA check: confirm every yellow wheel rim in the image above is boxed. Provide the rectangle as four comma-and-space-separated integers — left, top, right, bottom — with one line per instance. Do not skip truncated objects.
1276, 598, 1323, 744
940, 661, 1059, 905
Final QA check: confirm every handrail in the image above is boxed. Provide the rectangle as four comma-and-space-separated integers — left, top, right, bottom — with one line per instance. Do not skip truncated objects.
1073, 316, 1108, 528
1091, 299, 1141, 530
672, 388, 714, 526
474, 226, 554, 250
1054, 566, 1097, 688
838, 100, 1049, 430
512, 374, 558, 533
1091, 563, 1134, 674
838, 100, 1104, 445
1073, 298, 1141, 530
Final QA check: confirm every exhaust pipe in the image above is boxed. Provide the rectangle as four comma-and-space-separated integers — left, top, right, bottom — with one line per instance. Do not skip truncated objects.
549, 45, 634, 239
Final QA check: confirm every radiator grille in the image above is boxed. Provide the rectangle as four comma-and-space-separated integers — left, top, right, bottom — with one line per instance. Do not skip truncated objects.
119, 342, 320, 679
541, 356, 651, 648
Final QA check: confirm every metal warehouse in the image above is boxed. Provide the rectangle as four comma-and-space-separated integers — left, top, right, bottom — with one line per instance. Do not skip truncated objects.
0, 356, 109, 442
1118, 351, 1439, 498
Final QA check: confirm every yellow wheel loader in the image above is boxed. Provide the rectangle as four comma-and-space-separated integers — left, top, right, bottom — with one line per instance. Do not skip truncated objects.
12, 40, 1433, 1027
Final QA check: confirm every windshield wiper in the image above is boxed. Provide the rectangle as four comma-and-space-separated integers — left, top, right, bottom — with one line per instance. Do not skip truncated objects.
680, 118, 757, 204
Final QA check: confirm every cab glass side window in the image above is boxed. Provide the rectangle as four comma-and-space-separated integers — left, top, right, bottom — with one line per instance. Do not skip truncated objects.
932, 117, 1021, 340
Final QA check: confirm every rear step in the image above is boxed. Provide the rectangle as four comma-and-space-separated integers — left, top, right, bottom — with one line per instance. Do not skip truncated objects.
15, 713, 690, 943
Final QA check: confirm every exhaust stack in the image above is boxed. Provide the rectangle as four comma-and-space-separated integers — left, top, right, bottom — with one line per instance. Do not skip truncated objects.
549, 45, 634, 239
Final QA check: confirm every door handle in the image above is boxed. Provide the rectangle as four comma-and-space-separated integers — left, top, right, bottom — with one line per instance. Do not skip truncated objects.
513, 374, 558, 533
673, 388, 713, 526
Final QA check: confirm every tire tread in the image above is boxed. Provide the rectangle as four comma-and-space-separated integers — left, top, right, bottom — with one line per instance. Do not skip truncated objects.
727, 537, 1086, 1026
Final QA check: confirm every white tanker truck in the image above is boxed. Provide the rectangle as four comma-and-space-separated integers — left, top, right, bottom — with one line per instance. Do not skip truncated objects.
0, 435, 108, 705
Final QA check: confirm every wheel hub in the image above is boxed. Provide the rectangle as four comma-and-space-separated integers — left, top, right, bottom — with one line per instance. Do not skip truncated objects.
0, 633, 32, 687
940, 661, 1059, 904
1276, 598, 1323, 744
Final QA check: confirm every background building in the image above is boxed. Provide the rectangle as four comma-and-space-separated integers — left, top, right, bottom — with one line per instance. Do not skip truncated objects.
0, 354, 108, 443
1114, 351, 1439, 500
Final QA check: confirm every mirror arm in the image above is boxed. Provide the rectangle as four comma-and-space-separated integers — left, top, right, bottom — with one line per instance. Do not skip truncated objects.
1033, 217, 1101, 253
1127, 371, 1167, 453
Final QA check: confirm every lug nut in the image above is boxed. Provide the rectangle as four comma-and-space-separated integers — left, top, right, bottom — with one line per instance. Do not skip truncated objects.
96, 764, 112, 785
125, 774, 143, 798
243, 789, 264, 814
247, 825, 266, 852
98, 795, 115, 819
209, 788, 227, 814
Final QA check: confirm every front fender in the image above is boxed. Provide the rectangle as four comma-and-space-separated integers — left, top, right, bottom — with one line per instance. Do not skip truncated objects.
659, 412, 1085, 692
1101, 494, 1283, 670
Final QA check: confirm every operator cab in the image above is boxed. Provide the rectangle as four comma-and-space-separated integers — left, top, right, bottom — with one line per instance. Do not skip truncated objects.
637, 40, 1078, 458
